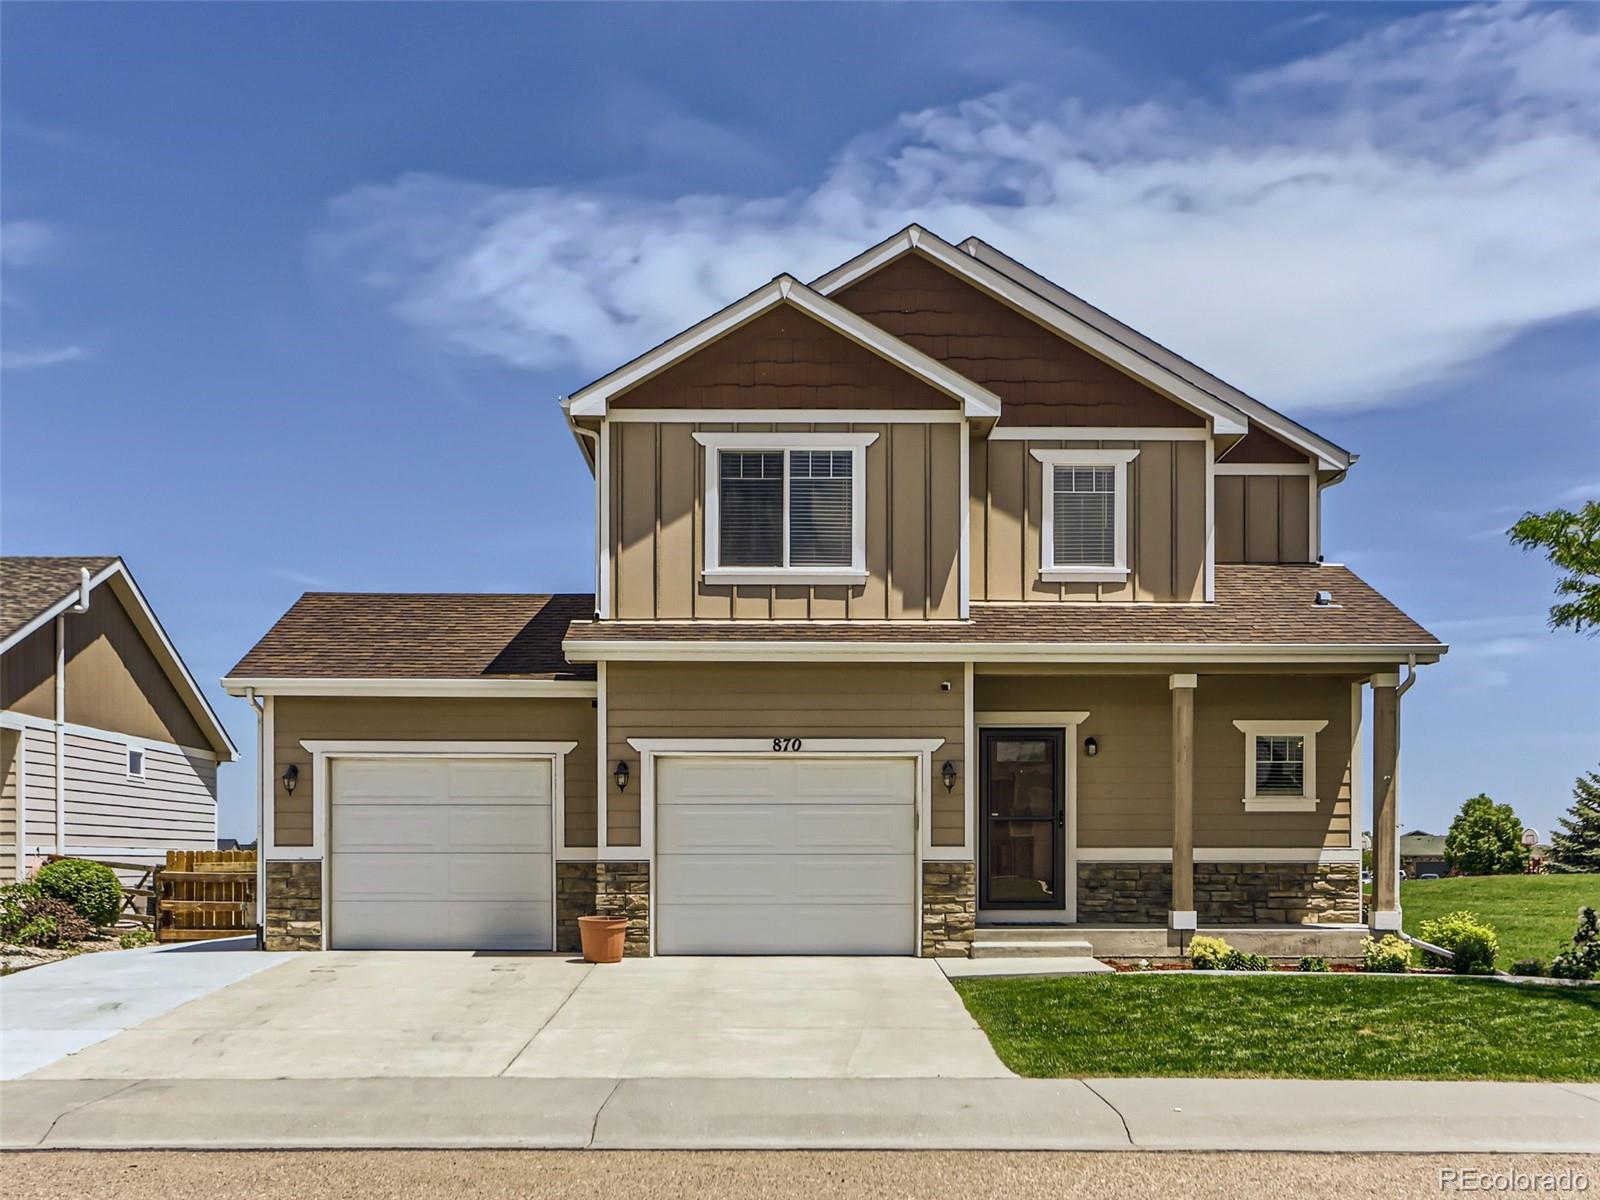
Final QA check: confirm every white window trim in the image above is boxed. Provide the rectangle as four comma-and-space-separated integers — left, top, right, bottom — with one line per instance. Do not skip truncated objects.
125, 745, 147, 781
1031, 448, 1139, 583
695, 431, 877, 585
1233, 719, 1327, 812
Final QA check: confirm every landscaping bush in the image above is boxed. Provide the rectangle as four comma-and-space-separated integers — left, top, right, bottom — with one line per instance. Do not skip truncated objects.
35, 859, 123, 927
0, 886, 92, 949
1298, 956, 1331, 973
1511, 958, 1545, 976
118, 928, 154, 950
1188, 934, 1232, 970
1549, 906, 1600, 981
1418, 910, 1500, 975
1362, 934, 1412, 973
1221, 949, 1272, 971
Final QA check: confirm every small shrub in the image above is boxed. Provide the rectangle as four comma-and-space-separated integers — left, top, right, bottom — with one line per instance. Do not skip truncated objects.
1362, 934, 1412, 973
1222, 949, 1272, 971
1298, 956, 1331, 973
35, 859, 123, 927
1188, 934, 1232, 970
1549, 906, 1600, 981
0, 881, 43, 938
118, 928, 154, 950
1511, 958, 1545, 977
3, 894, 92, 948
1417, 910, 1500, 975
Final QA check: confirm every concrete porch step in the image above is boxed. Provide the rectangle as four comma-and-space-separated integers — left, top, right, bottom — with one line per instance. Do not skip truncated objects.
969, 930, 1096, 959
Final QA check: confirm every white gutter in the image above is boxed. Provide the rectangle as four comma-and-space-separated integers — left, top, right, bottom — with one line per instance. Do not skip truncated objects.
52, 569, 92, 856
246, 687, 265, 945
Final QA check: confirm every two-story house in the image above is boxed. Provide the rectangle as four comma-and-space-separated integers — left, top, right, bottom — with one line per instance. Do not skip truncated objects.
225, 227, 1443, 957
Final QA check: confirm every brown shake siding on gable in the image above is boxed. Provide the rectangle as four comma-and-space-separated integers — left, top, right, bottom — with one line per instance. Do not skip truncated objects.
610, 421, 963, 620
832, 253, 1203, 429
604, 662, 966, 848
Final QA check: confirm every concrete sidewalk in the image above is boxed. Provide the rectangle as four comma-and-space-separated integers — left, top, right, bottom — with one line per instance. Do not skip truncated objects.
3, 1076, 1596, 1152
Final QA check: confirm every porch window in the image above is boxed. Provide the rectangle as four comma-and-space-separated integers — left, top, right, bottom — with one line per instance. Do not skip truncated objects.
1233, 720, 1327, 812
1032, 448, 1138, 583
696, 432, 875, 583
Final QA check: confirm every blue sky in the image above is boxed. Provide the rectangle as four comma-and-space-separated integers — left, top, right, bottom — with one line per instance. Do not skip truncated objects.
3, 3, 1596, 841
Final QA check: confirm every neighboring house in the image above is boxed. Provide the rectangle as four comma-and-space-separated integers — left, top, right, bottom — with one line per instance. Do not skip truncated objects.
225, 226, 1444, 956
1399, 831, 1448, 879
1, 557, 238, 880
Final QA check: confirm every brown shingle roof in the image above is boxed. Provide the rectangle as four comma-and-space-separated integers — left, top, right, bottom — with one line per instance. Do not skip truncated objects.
0, 556, 119, 641
562, 565, 1442, 649
228, 593, 596, 681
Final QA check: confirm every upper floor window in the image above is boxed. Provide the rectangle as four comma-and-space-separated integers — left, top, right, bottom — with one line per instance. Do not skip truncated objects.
696, 432, 876, 583
126, 746, 146, 780
1032, 448, 1139, 583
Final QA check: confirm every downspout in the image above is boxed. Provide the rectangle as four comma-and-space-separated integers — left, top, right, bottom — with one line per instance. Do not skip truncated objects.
52, 568, 93, 858
1393, 654, 1422, 945
246, 688, 265, 945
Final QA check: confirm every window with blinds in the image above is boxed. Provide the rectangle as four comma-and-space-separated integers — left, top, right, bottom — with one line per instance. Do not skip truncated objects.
1254, 735, 1306, 796
1051, 465, 1116, 566
716, 448, 854, 569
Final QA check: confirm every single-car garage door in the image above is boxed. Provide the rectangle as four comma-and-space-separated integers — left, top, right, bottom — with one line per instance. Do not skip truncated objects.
655, 756, 917, 955
329, 757, 553, 950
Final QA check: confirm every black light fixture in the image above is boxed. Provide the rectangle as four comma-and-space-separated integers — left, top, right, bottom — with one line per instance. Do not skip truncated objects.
941, 760, 957, 791
614, 760, 631, 792
1083, 736, 1099, 758
281, 763, 299, 794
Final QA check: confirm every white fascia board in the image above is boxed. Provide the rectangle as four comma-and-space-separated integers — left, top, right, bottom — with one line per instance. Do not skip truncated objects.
567, 274, 1001, 419
562, 638, 1446, 665
959, 236, 1352, 471
811, 226, 1249, 438
6, 561, 240, 761
221, 677, 598, 698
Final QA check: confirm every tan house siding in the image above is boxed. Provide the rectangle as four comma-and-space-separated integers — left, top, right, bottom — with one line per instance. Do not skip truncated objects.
611, 304, 956, 411
1216, 475, 1313, 564
605, 662, 966, 847
610, 420, 963, 620
834, 252, 1204, 429
59, 731, 216, 860
1, 623, 55, 720
974, 673, 1355, 850
269, 697, 598, 851
0, 728, 18, 879
971, 437, 1207, 602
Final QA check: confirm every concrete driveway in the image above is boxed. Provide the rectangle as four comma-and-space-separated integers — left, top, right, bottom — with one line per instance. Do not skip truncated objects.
24, 953, 1009, 1081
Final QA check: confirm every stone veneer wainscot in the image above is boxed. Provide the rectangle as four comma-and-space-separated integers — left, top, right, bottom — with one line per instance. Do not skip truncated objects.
263, 861, 323, 951
1077, 861, 1360, 925
556, 862, 650, 957
921, 861, 976, 957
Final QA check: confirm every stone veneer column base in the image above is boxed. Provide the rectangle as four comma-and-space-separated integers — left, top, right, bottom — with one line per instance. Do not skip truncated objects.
263, 861, 323, 951
921, 861, 976, 957
557, 861, 651, 956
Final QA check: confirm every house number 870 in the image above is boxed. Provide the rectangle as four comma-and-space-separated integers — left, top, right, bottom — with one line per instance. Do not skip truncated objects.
772, 738, 804, 752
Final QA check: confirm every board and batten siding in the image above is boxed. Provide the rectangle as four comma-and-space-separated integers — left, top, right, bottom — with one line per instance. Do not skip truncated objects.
975, 674, 1356, 850
609, 420, 963, 620
269, 697, 598, 852
971, 437, 1207, 602
1215, 474, 1313, 564
604, 662, 967, 848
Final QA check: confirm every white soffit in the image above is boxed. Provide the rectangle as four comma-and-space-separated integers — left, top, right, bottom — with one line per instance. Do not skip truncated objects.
565, 274, 1002, 419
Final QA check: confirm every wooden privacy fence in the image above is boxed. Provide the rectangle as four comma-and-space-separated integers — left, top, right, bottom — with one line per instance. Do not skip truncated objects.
157, 849, 256, 942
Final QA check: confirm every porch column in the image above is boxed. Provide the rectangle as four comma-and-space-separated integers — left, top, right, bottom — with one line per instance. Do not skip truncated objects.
1370, 673, 1401, 930
1169, 674, 1197, 930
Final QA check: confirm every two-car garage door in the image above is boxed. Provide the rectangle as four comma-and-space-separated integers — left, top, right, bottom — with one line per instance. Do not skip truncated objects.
654, 756, 917, 955
329, 757, 553, 950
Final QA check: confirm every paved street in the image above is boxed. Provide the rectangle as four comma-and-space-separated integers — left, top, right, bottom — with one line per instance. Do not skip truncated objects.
5, 1150, 1597, 1200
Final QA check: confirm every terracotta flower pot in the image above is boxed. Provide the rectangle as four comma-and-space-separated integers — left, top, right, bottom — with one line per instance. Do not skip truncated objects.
578, 915, 628, 964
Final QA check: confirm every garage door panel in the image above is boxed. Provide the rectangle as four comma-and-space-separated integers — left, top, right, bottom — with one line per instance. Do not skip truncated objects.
664, 759, 783, 801
658, 804, 786, 853
793, 854, 914, 902
446, 760, 552, 801
792, 804, 912, 852
334, 900, 552, 951
446, 805, 552, 853
334, 805, 448, 852
444, 854, 551, 902
333, 760, 449, 804
654, 904, 916, 956
333, 852, 442, 902
792, 759, 910, 800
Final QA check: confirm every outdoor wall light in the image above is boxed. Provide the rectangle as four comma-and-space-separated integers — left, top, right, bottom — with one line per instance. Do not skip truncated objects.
281, 763, 299, 794
1084, 737, 1099, 758
941, 760, 957, 791
614, 760, 631, 792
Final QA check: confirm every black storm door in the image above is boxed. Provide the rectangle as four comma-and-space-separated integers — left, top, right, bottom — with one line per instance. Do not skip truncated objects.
980, 729, 1066, 910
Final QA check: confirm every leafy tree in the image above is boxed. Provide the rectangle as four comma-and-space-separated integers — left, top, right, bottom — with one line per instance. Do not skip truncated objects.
1508, 499, 1600, 635
1445, 794, 1530, 876
1549, 767, 1600, 873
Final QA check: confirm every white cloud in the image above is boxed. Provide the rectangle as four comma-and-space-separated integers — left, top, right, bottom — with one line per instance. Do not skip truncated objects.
0, 344, 86, 371
321, 3, 1600, 413
0, 220, 58, 268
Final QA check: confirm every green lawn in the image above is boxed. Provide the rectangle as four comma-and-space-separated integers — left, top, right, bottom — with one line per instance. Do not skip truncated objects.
1401, 874, 1598, 971
952, 975, 1599, 1080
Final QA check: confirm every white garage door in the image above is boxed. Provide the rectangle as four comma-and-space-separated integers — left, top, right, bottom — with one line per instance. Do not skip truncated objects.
329, 757, 553, 950
655, 756, 917, 955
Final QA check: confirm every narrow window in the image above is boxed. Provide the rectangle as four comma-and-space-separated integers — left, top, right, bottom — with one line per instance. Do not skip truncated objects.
718, 450, 783, 567
789, 449, 853, 566
1052, 465, 1116, 567
127, 746, 146, 780
1254, 734, 1305, 796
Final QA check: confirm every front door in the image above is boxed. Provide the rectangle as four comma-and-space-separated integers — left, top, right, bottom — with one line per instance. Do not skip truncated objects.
979, 729, 1065, 911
